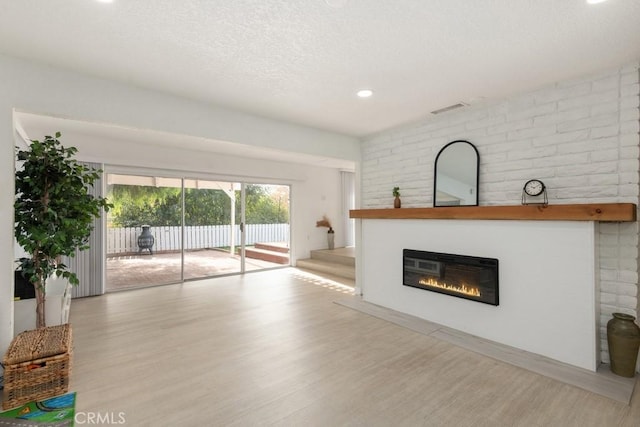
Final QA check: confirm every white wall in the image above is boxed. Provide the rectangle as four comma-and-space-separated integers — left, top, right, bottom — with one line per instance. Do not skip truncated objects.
362, 219, 598, 370
0, 111, 15, 357
0, 53, 359, 356
360, 62, 640, 363
292, 167, 344, 260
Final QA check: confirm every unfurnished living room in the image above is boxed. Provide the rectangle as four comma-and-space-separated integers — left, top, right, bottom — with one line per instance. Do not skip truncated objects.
1, 1, 640, 426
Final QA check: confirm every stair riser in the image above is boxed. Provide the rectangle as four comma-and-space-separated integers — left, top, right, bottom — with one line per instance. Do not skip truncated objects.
310, 250, 355, 266
296, 260, 356, 280
255, 242, 290, 253
245, 250, 289, 264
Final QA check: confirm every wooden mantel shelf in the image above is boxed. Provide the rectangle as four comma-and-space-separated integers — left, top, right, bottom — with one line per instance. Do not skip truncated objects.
350, 203, 637, 222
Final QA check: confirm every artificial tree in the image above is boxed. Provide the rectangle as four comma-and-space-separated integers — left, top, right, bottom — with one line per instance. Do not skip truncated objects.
15, 132, 110, 328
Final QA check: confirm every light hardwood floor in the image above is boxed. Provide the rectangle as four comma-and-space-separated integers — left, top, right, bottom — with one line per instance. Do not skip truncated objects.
334, 297, 637, 404
69, 268, 640, 426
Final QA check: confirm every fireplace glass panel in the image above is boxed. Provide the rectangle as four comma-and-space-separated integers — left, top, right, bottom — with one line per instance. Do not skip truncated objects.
403, 249, 499, 305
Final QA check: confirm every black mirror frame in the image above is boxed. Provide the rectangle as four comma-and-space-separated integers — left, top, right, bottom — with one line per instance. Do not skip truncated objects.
433, 140, 480, 207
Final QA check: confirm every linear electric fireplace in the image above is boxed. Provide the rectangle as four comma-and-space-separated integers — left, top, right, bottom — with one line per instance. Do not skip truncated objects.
403, 249, 499, 305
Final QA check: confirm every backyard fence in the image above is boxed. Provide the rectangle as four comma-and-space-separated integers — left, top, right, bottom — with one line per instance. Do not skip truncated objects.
107, 224, 290, 255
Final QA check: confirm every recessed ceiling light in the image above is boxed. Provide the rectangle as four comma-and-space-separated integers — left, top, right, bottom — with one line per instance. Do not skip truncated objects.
357, 89, 373, 98
586, 0, 609, 4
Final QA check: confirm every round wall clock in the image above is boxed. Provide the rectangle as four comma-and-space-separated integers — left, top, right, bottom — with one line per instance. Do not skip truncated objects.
523, 179, 545, 196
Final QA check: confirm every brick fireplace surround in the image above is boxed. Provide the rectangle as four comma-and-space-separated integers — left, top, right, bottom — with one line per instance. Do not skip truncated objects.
357, 62, 640, 369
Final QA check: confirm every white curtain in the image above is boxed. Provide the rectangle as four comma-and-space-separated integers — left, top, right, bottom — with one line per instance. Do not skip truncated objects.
341, 171, 355, 247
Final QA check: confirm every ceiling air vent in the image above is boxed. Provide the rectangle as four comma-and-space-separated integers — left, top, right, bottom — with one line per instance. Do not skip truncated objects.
430, 102, 468, 115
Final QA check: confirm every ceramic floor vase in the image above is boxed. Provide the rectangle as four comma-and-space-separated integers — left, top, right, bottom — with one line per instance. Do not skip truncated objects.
607, 312, 640, 377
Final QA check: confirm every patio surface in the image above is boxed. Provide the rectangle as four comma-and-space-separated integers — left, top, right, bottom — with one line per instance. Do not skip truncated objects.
107, 249, 283, 291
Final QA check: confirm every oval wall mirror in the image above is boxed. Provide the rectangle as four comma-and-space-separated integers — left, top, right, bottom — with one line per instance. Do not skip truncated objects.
433, 140, 479, 207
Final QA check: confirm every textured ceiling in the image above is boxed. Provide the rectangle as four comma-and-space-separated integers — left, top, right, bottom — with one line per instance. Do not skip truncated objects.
1, 0, 640, 137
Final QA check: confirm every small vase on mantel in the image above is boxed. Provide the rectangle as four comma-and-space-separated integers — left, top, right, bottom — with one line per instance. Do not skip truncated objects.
607, 312, 640, 377
393, 186, 401, 209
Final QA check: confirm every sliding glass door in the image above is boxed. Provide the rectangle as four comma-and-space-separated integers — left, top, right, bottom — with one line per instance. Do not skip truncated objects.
105, 174, 183, 290
105, 174, 290, 290
183, 179, 242, 280
243, 184, 290, 272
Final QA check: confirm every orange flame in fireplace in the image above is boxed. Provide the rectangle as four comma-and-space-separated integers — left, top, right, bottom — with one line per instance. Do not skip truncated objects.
418, 277, 481, 298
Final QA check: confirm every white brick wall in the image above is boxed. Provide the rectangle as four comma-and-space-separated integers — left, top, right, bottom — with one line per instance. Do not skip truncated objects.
361, 63, 640, 364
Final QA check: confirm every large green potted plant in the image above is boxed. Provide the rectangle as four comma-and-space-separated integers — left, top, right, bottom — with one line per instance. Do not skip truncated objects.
15, 132, 111, 328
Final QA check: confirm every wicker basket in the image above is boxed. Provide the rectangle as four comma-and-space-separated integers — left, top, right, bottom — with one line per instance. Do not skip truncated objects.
2, 323, 72, 410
